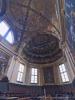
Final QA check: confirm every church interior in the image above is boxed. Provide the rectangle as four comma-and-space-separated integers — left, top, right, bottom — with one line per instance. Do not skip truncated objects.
0, 0, 75, 100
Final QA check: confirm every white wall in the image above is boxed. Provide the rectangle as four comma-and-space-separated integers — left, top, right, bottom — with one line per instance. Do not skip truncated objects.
7, 56, 27, 84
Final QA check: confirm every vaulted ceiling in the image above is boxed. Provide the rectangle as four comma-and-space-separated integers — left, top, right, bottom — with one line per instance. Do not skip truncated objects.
0, 0, 63, 64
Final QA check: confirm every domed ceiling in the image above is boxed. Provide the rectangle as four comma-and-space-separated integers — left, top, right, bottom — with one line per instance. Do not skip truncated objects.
0, 0, 63, 64
23, 33, 62, 64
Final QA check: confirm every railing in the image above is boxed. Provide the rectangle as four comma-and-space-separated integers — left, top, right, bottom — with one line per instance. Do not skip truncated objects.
0, 82, 75, 99
17, 96, 75, 100
0, 94, 75, 100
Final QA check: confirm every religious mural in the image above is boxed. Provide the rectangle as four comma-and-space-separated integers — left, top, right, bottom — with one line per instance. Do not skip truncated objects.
43, 67, 54, 84
65, 0, 75, 59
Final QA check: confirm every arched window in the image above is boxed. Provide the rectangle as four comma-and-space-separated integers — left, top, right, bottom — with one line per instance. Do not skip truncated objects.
0, 20, 14, 44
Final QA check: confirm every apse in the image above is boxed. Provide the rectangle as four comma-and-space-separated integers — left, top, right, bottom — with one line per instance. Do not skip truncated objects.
0, 0, 75, 99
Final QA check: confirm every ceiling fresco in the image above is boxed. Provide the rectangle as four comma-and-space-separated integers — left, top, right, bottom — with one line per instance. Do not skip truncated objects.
0, 0, 63, 64
6, 0, 59, 41
8, 0, 55, 30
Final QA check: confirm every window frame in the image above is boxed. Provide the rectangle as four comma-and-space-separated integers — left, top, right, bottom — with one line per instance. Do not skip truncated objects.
59, 64, 69, 83
17, 63, 24, 83
0, 20, 14, 44
5, 31, 14, 44
31, 68, 38, 84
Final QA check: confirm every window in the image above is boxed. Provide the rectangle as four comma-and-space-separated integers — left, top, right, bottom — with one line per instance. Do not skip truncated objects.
55, 0, 59, 19
17, 64, 24, 82
0, 20, 14, 44
5, 31, 14, 44
59, 64, 69, 82
31, 68, 38, 83
0, 21, 9, 36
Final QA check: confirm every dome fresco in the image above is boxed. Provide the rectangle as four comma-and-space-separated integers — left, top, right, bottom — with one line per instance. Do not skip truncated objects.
23, 34, 62, 64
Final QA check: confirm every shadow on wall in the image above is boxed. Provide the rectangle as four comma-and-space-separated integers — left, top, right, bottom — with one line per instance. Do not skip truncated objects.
0, 76, 9, 82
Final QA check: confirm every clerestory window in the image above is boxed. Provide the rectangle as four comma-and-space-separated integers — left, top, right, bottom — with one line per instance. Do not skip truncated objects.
59, 64, 69, 83
0, 21, 14, 44
17, 63, 24, 82
31, 68, 38, 83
